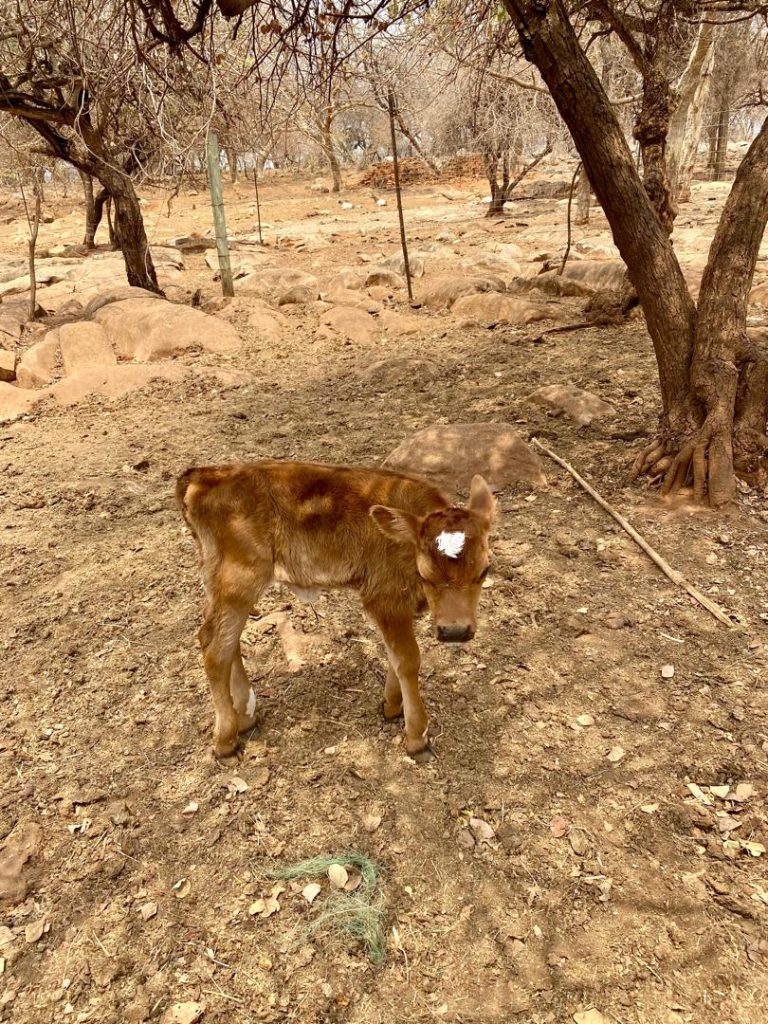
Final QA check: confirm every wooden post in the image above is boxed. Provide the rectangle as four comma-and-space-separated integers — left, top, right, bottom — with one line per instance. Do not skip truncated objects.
253, 159, 263, 245
206, 130, 234, 297
387, 88, 413, 301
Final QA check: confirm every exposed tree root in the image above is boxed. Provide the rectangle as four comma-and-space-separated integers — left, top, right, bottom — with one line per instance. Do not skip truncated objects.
632, 415, 768, 506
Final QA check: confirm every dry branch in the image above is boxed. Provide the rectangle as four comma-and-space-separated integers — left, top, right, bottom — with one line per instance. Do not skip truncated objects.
531, 439, 735, 628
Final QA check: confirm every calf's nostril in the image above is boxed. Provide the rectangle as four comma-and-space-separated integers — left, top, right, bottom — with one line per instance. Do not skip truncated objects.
437, 625, 474, 643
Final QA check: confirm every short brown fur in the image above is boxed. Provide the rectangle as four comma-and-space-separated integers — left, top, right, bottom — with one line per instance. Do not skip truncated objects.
177, 461, 495, 760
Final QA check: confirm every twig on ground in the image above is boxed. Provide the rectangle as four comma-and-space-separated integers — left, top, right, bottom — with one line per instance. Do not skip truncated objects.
532, 438, 735, 628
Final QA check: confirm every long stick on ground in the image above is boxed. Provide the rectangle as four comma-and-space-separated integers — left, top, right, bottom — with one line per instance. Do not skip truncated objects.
387, 87, 413, 302
532, 438, 735, 628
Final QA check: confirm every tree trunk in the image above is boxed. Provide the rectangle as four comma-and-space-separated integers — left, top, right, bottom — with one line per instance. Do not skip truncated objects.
110, 187, 159, 291
226, 148, 238, 183
713, 87, 731, 180
501, 1, 768, 506
320, 112, 342, 193
668, 21, 717, 204
501, 0, 695, 427
575, 167, 590, 225
79, 170, 97, 249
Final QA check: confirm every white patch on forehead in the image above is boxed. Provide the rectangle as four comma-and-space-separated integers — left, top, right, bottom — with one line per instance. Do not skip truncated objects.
435, 531, 466, 559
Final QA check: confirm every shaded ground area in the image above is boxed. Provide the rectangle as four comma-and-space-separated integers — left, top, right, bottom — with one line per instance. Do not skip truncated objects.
1, 169, 767, 1024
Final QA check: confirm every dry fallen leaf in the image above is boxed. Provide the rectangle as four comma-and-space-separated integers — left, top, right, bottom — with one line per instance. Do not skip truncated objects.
687, 783, 714, 805
302, 882, 322, 904
344, 869, 363, 892
172, 878, 191, 900
182, 801, 199, 815
228, 777, 249, 795
161, 1001, 206, 1024
469, 817, 496, 843
573, 1009, 607, 1024
733, 783, 754, 802
710, 785, 730, 800
550, 816, 568, 838
576, 714, 595, 727
606, 746, 625, 763
661, 664, 675, 679
362, 813, 382, 833
716, 814, 741, 834
568, 830, 589, 856
139, 902, 158, 921
24, 919, 46, 944
328, 864, 349, 889
741, 840, 766, 857
641, 803, 659, 814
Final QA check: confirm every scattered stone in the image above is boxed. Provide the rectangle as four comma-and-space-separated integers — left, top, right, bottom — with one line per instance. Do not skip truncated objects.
383, 423, 547, 494
382, 253, 425, 278
529, 261, 626, 298
0, 382, 40, 422
526, 384, 616, 426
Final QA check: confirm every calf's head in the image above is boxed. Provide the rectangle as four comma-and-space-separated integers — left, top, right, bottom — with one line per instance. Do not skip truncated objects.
371, 475, 495, 643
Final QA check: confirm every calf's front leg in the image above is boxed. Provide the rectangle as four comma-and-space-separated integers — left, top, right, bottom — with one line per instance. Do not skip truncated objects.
365, 602, 431, 761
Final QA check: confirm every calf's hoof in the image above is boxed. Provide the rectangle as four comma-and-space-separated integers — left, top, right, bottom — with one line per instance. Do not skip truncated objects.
381, 700, 404, 722
213, 732, 240, 759
409, 743, 435, 764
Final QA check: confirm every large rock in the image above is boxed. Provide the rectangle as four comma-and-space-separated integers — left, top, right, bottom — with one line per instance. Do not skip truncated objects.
461, 255, 522, 278
530, 261, 626, 298
278, 284, 319, 306
82, 286, 162, 318
749, 281, 768, 306
16, 333, 60, 388
48, 363, 185, 407
59, 322, 116, 375
0, 269, 63, 299
361, 356, 437, 386
0, 315, 22, 347
0, 382, 39, 422
248, 302, 287, 343
326, 269, 365, 291
364, 267, 405, 290
526, 384, 616, 426
382, 253, 425, 278
451, 292, 561, 326
0, 349, 16, 383
238, 268, 319, 301
421, 275, 505, 311
93, 299, 241, 361
383, 423, 547, 494
320, 306, 376, 344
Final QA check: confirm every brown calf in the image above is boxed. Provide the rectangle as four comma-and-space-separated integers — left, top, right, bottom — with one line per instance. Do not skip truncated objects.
176, 461, 495, 761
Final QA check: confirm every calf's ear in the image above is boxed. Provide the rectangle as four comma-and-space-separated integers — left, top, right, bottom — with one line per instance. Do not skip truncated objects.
468, 475, 496, 525
370, 505, 422, 545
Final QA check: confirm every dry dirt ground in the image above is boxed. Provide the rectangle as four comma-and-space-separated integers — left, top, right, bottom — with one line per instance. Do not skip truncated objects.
1, 167, 768, 1024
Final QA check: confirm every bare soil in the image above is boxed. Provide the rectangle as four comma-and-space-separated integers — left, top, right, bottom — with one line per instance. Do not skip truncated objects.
1, 167, 767, 1024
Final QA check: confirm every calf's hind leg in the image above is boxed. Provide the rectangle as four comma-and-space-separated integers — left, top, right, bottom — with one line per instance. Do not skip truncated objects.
199, 567, 268, 757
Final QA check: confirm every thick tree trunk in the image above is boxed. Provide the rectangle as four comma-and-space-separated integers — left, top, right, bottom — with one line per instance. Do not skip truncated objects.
501, 0, 696, 427
575, 167, 590, 225
713, 88, 731, 180
226, 148, 238, 183
320, 113, 342, 193
689, 117, 768, 503
110, 187, 159, 291
485, 150, 510, 217
668, 21, 717, 204
79, 170, 97, 249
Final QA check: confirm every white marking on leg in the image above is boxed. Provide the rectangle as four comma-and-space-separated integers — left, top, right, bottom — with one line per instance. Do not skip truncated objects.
246, 688, 257, 719
435, 531, 465, 558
